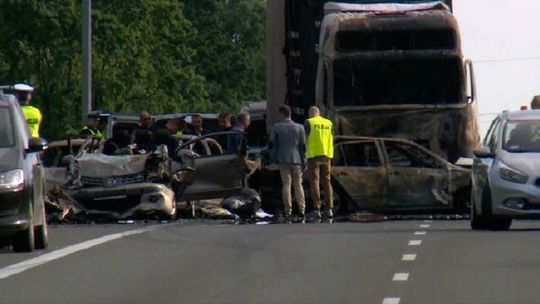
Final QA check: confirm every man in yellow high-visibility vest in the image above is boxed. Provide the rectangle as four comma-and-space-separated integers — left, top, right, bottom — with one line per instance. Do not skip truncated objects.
304, 106, 334, 219
14, 83, 42, 137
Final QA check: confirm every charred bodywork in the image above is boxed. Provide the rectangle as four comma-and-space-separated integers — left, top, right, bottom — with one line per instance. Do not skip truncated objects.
315, 2, 479, 162
333, 136, 470, 212
61, 139, 177, 220
260, 135, 470, 213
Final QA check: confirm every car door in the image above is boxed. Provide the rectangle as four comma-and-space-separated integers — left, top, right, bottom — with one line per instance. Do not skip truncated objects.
383, 140, 450, 209
177, 134, 248, 201
332, 140, 388, 210
472, 117, 500, 205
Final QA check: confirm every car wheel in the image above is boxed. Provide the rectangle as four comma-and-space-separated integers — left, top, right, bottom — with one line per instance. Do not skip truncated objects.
485, 217, 512, 231
13, 211, 35, 253
470, 202, 488, 230
34, 207, 48, 249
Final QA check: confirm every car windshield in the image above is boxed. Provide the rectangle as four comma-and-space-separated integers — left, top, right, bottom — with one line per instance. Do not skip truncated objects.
503, 120, 540, 152
0, 107, 14, 147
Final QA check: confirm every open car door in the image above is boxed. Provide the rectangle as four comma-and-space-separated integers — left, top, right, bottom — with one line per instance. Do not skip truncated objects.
174, 132, 248, 201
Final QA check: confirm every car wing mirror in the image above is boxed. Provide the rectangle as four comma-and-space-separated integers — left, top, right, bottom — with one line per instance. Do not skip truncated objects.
473, 146, 494, 158
27, 137, 48, 153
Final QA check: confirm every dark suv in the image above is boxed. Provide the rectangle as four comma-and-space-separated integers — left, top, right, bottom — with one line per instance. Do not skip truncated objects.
0, 94, 48, 252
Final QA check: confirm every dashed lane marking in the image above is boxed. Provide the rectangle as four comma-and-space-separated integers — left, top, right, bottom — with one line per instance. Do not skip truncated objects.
408, 240, 422, 246
414, 231, 427, 235
382, 297, 401, 304
0, 225, 162, 280
402, 254, 417, 261
419, 224, 431, 228
393, 273, 410, 281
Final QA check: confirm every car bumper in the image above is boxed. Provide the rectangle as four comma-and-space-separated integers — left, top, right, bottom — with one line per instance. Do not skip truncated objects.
491, 175, 540, 218
69, 183, 175, 219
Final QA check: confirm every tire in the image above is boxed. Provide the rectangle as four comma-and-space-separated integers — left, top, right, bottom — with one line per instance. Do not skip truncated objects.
34, 208, 48, 249
13, 211, 35, 253
485, 217, 512, 231
470, 202, 488, 230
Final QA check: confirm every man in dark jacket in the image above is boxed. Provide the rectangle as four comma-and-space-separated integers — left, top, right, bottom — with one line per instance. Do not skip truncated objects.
268, 105, 307, 219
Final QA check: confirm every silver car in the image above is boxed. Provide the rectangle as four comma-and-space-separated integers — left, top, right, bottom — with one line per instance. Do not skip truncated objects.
471, 110, 540, 230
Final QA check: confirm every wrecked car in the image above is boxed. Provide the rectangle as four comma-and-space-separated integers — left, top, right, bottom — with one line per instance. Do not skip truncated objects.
60, 137, 177, 220
260, 136, 471, 214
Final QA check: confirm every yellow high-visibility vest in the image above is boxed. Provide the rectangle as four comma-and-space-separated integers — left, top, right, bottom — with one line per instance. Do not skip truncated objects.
21, 105, 42, 137
306, 115, 334, 159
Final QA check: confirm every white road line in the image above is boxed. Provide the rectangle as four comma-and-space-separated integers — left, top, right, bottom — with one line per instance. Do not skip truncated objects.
408, 240, 422, 246
414, 231, 427, 235
382, 297, 400, 304
393, 273, 409, 281
402, 254, 417, 261
0, 225, 162, 280
419, 224, 431, 228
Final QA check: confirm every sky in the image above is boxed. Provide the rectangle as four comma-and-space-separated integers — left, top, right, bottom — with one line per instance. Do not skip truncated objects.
453, 0, 540, 136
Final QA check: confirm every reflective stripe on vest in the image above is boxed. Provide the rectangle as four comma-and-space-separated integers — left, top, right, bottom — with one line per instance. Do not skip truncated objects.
306, 116, 334, 159
21, 105, 42, 137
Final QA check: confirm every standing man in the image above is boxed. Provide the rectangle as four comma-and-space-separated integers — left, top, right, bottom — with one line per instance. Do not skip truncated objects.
79, 111, 102, 139
227, 112, 251, 153
14, 83, 41, 137
304, 106, 334, 219
138, 111, 154, 131
268, 105, 306, 219
217, 113, 233, 149
185, 114, 210, 136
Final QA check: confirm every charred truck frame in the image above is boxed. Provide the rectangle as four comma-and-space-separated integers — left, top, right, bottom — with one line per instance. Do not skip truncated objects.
267, 0, 480, 163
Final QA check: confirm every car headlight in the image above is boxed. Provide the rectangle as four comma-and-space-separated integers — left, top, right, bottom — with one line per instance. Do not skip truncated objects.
0, 169, 24, 189
499, 162, 528, 184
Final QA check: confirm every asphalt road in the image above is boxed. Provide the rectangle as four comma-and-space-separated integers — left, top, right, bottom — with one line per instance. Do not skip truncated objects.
1, 219, 540, 304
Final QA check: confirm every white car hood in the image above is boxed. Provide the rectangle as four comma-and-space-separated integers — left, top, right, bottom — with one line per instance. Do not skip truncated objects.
77, 153, 148, 177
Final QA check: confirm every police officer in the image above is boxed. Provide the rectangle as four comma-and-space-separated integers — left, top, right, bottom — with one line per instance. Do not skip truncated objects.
79, 111, 103, 139
14, 83, 41, 137
304, 106, 334, 219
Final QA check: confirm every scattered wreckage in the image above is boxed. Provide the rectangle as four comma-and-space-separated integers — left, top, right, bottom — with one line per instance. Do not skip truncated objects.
43, 129, 263, 222
260, 136, 471, 214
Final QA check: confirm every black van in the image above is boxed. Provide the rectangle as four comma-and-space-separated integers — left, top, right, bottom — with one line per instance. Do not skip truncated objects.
0, 94, 48, 252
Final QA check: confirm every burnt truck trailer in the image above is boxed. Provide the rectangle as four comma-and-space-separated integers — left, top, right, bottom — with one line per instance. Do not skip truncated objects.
266, 0, 480, 162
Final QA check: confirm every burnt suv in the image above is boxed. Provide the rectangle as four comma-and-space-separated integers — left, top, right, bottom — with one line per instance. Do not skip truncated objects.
0, 93, 48, 252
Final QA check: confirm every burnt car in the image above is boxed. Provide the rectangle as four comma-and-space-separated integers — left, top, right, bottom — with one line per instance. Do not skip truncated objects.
42, 138, 85, 192
260, 136, 470, 214
0, 93, 48, 252
64, 137, 177, 220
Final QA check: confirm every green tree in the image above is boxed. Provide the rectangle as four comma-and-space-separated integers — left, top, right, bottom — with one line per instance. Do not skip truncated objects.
184, 0, 266, 112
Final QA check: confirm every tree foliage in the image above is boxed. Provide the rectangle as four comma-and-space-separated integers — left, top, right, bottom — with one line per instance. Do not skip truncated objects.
0, 0, 266, 140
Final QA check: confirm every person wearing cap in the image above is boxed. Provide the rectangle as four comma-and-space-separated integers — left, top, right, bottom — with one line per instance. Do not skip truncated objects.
79, 111, 103, 139
14, 83, 41, 137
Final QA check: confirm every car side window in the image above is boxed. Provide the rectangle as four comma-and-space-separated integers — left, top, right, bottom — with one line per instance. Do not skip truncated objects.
12, 104, 30, 145
385, 142, 438, 169
339, 141, 381, 167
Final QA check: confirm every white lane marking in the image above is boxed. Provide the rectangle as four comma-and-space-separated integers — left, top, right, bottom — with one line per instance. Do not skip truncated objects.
0, 225, 162, 280
414, 231, 427, 235
408, 240, 422, 246
382, 297, 400, 304
402, 254, 417, 261
393, 273, 409, 281
419, 224, 431, 228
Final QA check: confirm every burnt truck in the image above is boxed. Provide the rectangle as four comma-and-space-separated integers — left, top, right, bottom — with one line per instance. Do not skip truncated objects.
267, 0, 480, 162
